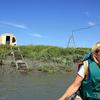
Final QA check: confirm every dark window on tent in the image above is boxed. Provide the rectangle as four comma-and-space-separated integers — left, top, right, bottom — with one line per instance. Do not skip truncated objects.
6, 36, 10, 44
12, 37, 16, 43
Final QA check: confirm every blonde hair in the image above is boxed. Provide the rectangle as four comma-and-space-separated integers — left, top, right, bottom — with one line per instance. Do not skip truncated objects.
92, 42, 100, 64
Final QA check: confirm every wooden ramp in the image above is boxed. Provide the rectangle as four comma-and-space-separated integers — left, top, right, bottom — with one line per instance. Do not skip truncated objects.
10, 46, 28, 71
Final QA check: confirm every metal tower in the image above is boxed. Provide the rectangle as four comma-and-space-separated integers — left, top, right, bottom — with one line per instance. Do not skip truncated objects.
67, 31, 76, 48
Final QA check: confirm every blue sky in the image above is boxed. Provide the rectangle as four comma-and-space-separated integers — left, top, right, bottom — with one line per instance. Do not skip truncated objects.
0, 0, 100, 48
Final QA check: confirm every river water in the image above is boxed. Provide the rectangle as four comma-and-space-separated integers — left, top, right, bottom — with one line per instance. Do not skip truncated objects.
0, 70, 76, 100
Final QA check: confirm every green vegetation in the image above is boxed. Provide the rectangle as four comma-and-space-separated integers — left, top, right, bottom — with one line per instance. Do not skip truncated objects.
0, 45, 91, 73
0, 45, 11, 59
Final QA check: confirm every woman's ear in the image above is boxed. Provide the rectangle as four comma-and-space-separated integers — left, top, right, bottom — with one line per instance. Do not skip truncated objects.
93, 53, 99, 64
94, 52, 98, 57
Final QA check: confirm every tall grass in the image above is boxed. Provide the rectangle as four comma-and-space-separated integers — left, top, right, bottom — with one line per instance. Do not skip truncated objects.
0, 45, 91, 73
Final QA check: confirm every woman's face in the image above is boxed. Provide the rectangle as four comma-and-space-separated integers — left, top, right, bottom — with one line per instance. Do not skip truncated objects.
95, 51, 100, 63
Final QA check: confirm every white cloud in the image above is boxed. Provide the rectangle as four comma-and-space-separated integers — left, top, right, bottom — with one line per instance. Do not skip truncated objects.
88, 21, 95, 26
0, 21, 28, 30
83, 11, 90, 17
31, 33, 44, 38
0, 21, 45, 39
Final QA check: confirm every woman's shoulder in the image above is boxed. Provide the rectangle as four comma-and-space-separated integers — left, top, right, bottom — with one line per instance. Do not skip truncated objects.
77, 60, 88, 79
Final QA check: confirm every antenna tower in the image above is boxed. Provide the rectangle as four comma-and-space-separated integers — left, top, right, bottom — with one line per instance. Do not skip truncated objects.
67, 31, 76, 48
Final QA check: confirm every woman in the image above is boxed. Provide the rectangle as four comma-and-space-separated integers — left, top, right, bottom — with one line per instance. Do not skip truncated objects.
59, 42, 100, 100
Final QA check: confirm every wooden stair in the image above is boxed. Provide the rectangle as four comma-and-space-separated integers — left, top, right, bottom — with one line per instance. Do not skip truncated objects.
10, 46, 28, 71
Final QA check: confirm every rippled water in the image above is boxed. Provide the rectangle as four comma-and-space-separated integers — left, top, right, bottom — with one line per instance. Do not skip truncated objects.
0, 70, 76, 100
